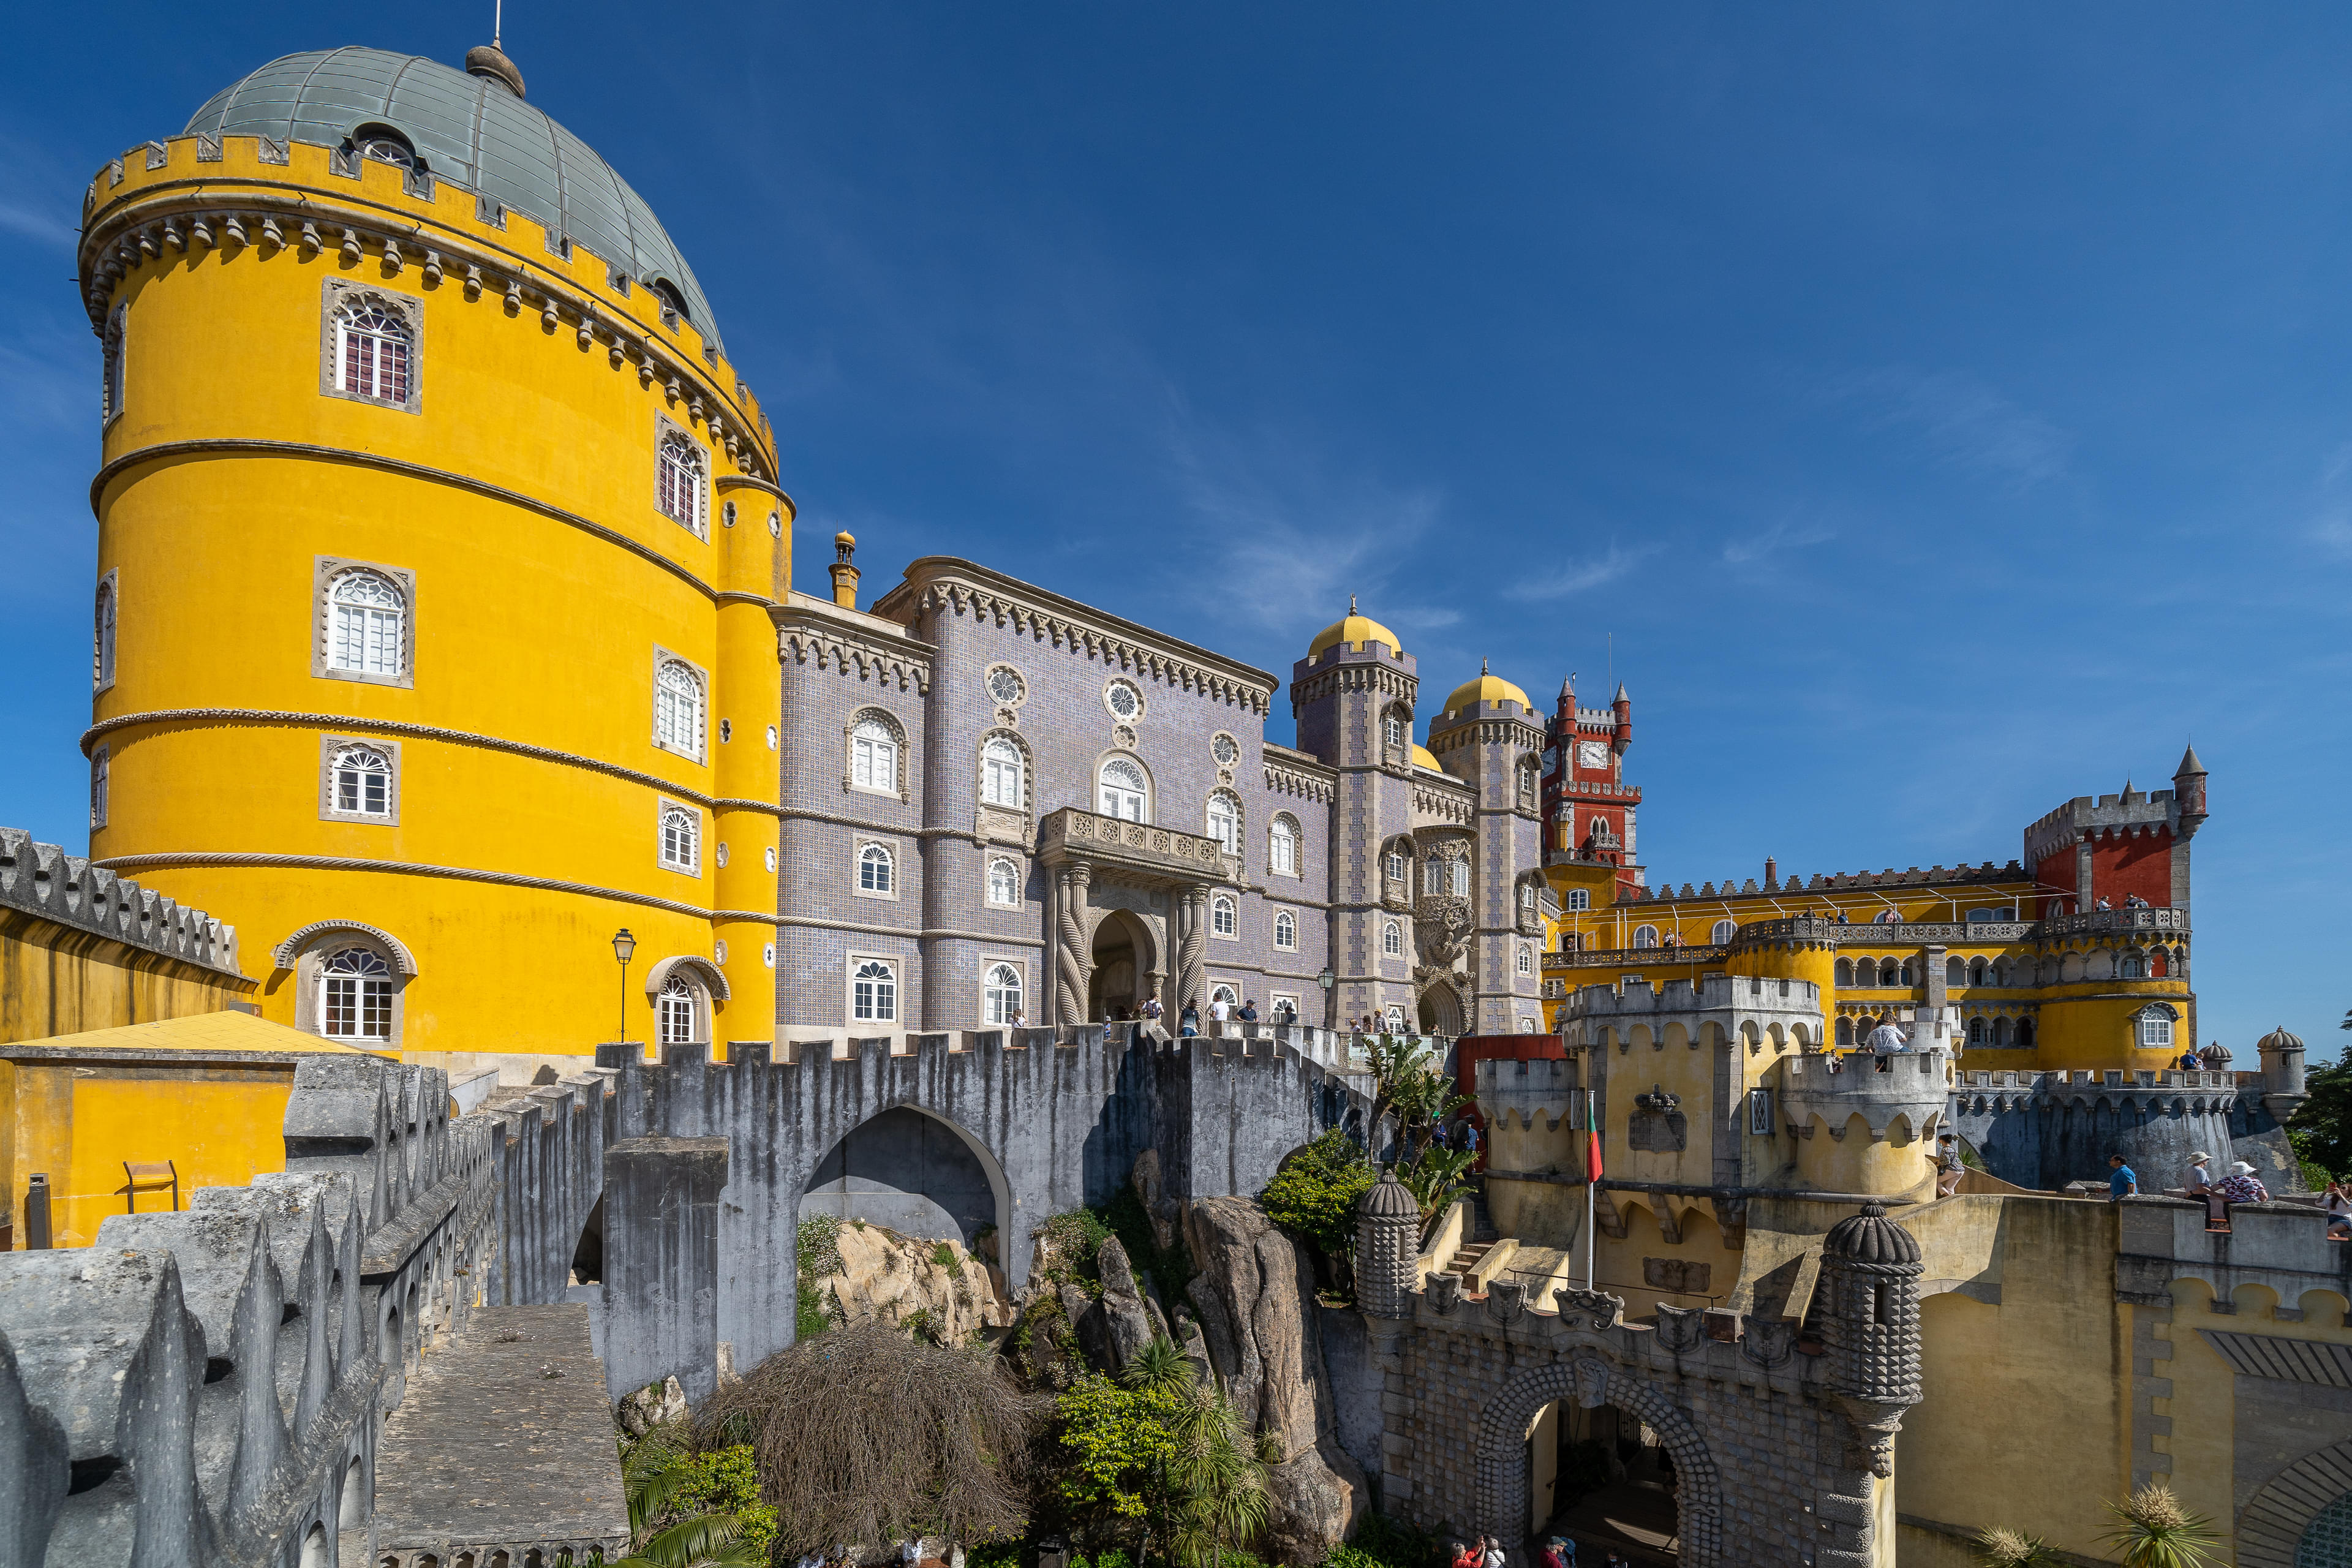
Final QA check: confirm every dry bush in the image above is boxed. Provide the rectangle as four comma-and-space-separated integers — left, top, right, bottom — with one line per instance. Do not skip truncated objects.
699, 1324, 1048, 1553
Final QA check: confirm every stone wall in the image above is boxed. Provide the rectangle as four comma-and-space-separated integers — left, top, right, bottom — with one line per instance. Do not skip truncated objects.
1948, 1069, 2297, 1191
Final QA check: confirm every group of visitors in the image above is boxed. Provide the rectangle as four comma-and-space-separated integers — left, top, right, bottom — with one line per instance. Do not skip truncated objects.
1455, 1537, 1638, 1568
1172, 995, 1280, 1037
2168, 1042, 2233, 1072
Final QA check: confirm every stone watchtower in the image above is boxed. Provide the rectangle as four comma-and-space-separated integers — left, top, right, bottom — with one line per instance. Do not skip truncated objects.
1355, 1168, 1422, 1319
1427, 663, 1545, 1034
1292, 602, 1419, 1027
1817, 1202, 1924, 1479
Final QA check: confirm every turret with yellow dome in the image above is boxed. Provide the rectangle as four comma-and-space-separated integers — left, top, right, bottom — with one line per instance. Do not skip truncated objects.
1427, 656, 1547, 1033
1307, 597, 1406, 661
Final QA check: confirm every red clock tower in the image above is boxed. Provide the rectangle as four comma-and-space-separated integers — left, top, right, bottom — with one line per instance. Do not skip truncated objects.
1541, 674, 1643, 897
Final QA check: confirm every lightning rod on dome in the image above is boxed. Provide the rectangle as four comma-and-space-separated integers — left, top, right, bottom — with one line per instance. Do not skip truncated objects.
494, 0, 503, 48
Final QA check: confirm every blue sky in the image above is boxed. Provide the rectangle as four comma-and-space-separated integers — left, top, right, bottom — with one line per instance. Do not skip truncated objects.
2, 5, 2346, 1050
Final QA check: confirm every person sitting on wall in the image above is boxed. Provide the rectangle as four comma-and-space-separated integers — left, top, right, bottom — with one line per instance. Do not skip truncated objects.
2177, 1048, 2204, 1072
1865, 1018, 1910, 1055
2324, 1180, 2351, 1241
2182, 1152, 2214, 1199
2206, 1161, 2269, 1235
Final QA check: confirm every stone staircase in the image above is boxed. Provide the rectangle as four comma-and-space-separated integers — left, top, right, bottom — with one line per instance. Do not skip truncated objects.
1449, 1189, 1500, 1285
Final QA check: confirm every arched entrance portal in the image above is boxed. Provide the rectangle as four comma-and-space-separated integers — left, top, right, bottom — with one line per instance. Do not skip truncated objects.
802, 1105, 1011, 1254
1089, 908, 1159, 1021
1527, 1398, 1681, 1559
1477, 1357, 1721, 1567
1419, 979, 1464, 1038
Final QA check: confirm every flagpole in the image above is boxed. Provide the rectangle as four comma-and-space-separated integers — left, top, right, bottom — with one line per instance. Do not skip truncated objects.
1584, 1089, 1597, 1292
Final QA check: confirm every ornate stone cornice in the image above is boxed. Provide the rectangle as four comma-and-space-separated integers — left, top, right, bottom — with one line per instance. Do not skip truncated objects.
1287, 660, 1417, 707
1264, 756, 1336, 804
1413, 778, 1476, 826
776, 612, 933, 694
878, 560, 1276, 715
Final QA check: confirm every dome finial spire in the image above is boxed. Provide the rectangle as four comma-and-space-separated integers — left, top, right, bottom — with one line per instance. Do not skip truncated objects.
1349, 594, 1357, 614
467, 9, 527, 97
1481, 656, 1489, 675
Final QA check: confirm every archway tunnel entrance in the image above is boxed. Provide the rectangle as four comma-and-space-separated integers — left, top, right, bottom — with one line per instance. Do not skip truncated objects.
1419, 981, 1463, 1038
1089, 908, 1157, 1022
1528, 1398, 1681, 1564
803, 1106, 1005, 1253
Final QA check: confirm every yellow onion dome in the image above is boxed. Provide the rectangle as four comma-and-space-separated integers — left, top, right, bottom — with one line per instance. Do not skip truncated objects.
1411, 744, 1442, 771
1308, 597, 1403, 658
1443, 660, 1532, 717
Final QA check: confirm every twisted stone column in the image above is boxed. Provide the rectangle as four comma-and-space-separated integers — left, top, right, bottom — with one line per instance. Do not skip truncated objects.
1055, 863, 1092, 1025
1177, 883, 1208, 1012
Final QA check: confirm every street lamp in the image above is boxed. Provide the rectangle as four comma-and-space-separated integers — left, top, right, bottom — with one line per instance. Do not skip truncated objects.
611, 927, 636, 1046
1317, 965, 1335, 1031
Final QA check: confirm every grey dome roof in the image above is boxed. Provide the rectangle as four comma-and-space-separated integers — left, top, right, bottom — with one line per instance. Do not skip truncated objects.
184, 47, 722, 350
1363, 1169, 1420, 1219
2259, 1025, 2305, 1052
1823, 1203, 1920, 1265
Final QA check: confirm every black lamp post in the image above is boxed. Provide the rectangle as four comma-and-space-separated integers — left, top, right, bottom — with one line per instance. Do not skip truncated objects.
612, 927, 636, 1045
1317, 965, 1335, 1031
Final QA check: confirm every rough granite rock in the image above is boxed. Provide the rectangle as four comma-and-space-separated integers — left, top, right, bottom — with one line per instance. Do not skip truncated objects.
1181, 1197, 1366, 1564
814, 1224, 1008, 1341
1095, 1237, 1159, 1370
1064, 1283, 1114, 1371
615, 1373, 687, 1436
1131, 1147, 1179, 1251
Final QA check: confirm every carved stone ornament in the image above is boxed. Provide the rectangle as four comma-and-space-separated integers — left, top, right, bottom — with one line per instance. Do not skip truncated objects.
1487, 1278, 1528, 1327
1427, 1273, 1463, 1316
1414, 895, 1474, 968
1571, 1355, 1611, 1410
1655, 1302, 1706, 1354
1550, 1286, 1623, 1333
1741, 1316, 1797, 1369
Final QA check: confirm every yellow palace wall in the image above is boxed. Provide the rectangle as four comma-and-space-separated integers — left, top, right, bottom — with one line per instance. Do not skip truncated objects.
83, 135, 790, 1058
0, 910, 254, 1044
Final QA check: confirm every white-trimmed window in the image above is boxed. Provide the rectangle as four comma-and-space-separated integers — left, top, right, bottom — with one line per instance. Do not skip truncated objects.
1517, 944, 1534, 976
989, 857, 1020, 906
1385, 850, 1407, 883
93, 574, 116, 692
659, 804, 699, 873
858, 842, 895, 895
1207, 790, 1241, 855
334, 296, 413, 405
984, 962, 1023, 1026
853, 959, 899, 1023
654, 657, 706, 761
1274, 910, 1298, 950
1270, 815, 1300, 877
657, 974, 698, 1046
1518, 759, 1539, 809
655, 427, 709, 538
1632, 925, 1659, 949
329, 744, 393, 818
1520, 883, 1538, 916
1382, 920, 1403, 958
1385, 715, 1406, 750
102, 304, 126, 426
2136, 1008, 2174, 1048
1211, 893, 1238, 939
328, 570, 406, 678
89, 745, 109, 831
1211, 983, 1238, 1008
1566, 889, 1591, 912
1712, 919, 1736, 944
981, 736, 1025, 809
1099, 756, 1148, 821
1451, 859, 1471, 898
850, 713, 901, 795
321, 947, 393, 1039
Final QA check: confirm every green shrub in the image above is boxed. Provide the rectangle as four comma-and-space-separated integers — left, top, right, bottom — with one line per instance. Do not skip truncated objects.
796, 1214, 845, 1341
933, 1240, 967, 1280
1324, 1513, 1437, 1568
1262, 1130, 1376, 1260
1039, 1210, 1116, 1295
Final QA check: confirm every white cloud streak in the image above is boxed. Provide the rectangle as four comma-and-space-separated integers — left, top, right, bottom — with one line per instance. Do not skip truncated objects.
1841, 366, 2073, 491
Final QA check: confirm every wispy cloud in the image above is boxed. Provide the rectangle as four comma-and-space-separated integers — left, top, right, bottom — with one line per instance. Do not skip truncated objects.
1722, 518, 1834, 565
1839, 366, 2073, 491
0, 199, 75, 251
2314, 517, 2352, 558
1504, 542, 1648, 601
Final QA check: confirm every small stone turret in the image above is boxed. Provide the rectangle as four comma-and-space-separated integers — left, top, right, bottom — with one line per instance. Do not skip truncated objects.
2259, 1025, 2308, 1123
1355, 1169, 1422, 1319
1817, 1202, 1923, 1478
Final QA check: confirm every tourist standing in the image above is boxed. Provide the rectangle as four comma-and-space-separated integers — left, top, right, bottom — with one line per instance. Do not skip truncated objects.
1239, 998, 1259, 1023
1210, 993, 1233, 1027
1934, 1133, 1965, 1197
2108, 1154, 2139, 1200
1180, 1002, 1199, 1038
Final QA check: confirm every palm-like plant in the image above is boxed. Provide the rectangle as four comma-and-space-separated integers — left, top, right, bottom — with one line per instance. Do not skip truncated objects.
1399, 1145, 1477, 1218
617, 1431, 764, 1568
1118, 1336, 1269, 1568
2103, 1483, 2221, 1568
1973, 1526, 2060, 1567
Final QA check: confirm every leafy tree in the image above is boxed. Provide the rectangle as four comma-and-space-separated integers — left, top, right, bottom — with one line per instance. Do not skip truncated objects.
1262, 1131, 1378, 1261
2103, 1483, 2220, 1568
1055, 1370, 1188, 1536
2288, 1041, 2352, 1183
1364, 1037, 1465, 1161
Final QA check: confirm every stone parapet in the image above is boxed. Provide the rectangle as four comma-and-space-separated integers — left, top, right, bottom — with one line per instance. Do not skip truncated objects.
0, 824, 245, 979
2114, 1196, 2352, 1314
1781, 1048, 1951, 1143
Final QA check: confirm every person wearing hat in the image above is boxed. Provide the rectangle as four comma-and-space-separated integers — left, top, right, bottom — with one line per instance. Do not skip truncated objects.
2183, 1152, 2214, 1199
1539, 1537, 1576, 1568
2213, 1161, 2270, 1205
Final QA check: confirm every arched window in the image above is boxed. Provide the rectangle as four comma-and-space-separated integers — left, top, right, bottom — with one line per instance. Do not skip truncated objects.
2135, 1006, 2173, 1048
1900, 960, 1919, 987
334, 297, 412, 405
1517, 944, 1533, 976
981, 736, 1025, 809
1274, 911, 1297, 950
1970, 957, 1989, 986
1517, 759, 1538, 809
94, 578, 115, 690
1967, 1016, 1988, 1046
1211, 894, 1237, 938
1385, 850, 1408, 883
1632, 925, 1659, 949
659, 805, 699, 872
1382, 921, 1403, 958
1834, 958, 1853, 986
1711, 919, 1736, 944
1946, 957, 1966, 988
1566, 889, 1590, 912
850, 714, 900, 794
1879, 959, 1902, 988
984, 963, 1023, 1026
655, 658, 705, 760
2016, 1017, 2036, 1050
1993, 1016, 2013, 1047
657, 974, 697, 1046
858, 843, 894, 894
321, 947, 393, 1039
102, 304, 125, 426
1211, 983, 1239, 1008
328, 570, 405, 677
1520, 883, 1539, 914
1836, 1017, 1854, 1046
651, 279, 690, 327
1098, 756, 1148, 821
852, 959, 897, 1022
331, 745, 393, 817
1270, 815, 1300, 876
1452, 859, 1471, 898
2119, 952, 2146, 979
89, 745, 108, 831
986, 857, 1020, 906
1207, 790, 1241, 855
655, 429, 708, 538
1384, 713, 1407, 750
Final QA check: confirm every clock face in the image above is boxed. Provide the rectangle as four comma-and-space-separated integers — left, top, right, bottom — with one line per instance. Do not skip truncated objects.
1577, 741, 1609, 769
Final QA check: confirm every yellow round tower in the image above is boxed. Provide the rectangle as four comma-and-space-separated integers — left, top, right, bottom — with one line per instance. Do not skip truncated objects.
78, 44, 788, 1066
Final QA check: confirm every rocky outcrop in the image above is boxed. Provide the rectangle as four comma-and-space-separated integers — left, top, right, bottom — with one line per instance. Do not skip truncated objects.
616, 1373, 687, 1436
810, 1224, 1010, 1343
1094, 1238, 1167, 1370
1131, 1148, 1180, 1252
1182, 1197, 1366, 1565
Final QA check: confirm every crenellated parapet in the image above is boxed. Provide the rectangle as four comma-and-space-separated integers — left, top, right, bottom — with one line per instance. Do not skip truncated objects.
1562, 972, 1825, 1052
0, 824, 244, 979
1779, 1048, 1951, 1144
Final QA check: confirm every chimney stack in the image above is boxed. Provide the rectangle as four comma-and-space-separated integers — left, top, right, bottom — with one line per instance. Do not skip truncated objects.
829, 532, 860, 609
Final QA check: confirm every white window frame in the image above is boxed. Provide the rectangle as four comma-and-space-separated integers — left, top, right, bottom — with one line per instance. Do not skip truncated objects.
1382, 920, 1403, 959
1385, 850, 1407, 884
1273, 910, 1298, 951
1210, 893, 1238, 940
1632, 925, 1659, 949
654, 417, 709, 539
89, 744, 108, 831
102, 304, 126, 428
1566, 888, 1591, 911
1098, 753, 1150, 823
650, 649, 708, 763
980, 732, 1028, 811
1270, 814, 1300, 878
320, 946, 396, 1040
93, 569, 118, 693
986, 856, 1021, 908
1207, 790, 1242, 856
1712, 919, 1736, 944
846, 709, 907, 799
318, 735, 402, 824
657, 800, 701, 876
318, 281, 421, 414
856, 840, 898, 900
1517, 944, 1534, 976
1270, 992, 1302, 1025
657, 973, 702, 1046
1384, 714, 1406, 750
1102, 677, 1146, 722
1210, 982, 1239, 1009
983, 960, 1025, 1027
314, 559, 415, 688
850, 955, 900, 1025
986, 663, 1028, 709
1451, 859, 1471, 898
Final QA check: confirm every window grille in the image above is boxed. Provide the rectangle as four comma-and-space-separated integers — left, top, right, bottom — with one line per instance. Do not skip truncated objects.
655, 429, 708, 537
334, 299, 412, 404
1384, 715, 1405, 749
1274, 911, 1297, 950
985, 963, 1023, 1026
987, 858, 1019, 906
331, 746, 393, 816
658, 974, 696, 1044
655, 659, 705, 759
327, 571, 405, 677
853, 959, 897, 1022
1098, 757, 1147, 821
851, 715, 899, 793
1211, 895, 1237, 938
659, 805, 698, 871
322, 948, 392, 1038
859, 843, 894, 894
981, 736, 1025, 808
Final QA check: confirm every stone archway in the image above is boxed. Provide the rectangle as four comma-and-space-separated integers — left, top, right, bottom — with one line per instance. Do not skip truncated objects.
1090, 908, 1159, 1020
1419, 978, 1464, 1038
1474, 1354, 1722, 1567
2234, 1438, 2352, 1567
